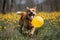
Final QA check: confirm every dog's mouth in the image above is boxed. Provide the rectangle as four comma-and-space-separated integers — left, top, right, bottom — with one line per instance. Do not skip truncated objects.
28, 12, 35, 20
28, 12, 35, 16
30, 16, 34, 20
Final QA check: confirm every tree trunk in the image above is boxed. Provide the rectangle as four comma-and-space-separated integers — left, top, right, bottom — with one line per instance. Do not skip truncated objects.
2, 0, 7, 14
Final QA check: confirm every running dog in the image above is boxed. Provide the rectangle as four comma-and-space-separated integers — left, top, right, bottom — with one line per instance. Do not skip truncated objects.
17, 7, 36, 37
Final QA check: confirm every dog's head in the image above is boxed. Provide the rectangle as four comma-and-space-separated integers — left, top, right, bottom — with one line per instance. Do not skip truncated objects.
26, 7, 36, 20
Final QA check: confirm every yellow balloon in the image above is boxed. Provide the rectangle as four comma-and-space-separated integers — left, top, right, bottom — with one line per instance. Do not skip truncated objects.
31, 16, 44, 28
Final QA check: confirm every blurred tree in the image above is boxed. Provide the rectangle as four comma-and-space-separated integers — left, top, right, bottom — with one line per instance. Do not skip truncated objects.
2, 0, 7, 14
0, 0, 60, 12
0, 0, 3, 12
26, 0, 34, 7
11, 0, 16, 12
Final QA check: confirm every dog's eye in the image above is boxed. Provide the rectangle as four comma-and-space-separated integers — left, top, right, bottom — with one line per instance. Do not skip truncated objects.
32, 10, 34, 12
28, 10, 30, 12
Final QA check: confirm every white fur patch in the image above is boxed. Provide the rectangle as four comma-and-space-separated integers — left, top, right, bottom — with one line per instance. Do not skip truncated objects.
17, 11, 22, 14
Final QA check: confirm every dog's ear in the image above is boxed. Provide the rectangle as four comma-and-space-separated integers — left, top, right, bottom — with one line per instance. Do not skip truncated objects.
26, 7, 30, 10
33, 7, 36, 9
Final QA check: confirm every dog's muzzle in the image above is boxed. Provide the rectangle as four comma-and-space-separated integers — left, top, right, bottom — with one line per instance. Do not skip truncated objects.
29, 13, 35, 20
30, 16, 34, 20
28, 12, 35, 16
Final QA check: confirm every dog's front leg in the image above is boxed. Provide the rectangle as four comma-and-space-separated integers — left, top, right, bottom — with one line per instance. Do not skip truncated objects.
29, 27, 35, 37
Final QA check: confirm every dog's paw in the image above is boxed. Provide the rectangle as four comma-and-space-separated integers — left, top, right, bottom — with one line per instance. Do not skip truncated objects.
28, 34, 33, 38
19, 29, 23, 33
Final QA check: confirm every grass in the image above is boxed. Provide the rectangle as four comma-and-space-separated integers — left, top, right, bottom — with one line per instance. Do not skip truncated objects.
0, 12, 60, 40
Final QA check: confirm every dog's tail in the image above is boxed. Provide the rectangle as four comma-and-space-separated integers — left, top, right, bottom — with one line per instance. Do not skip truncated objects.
17, 11, 26, 15
17, 11, 23, 15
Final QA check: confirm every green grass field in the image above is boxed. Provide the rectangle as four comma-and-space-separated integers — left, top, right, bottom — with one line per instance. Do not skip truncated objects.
0, 12, 60, 40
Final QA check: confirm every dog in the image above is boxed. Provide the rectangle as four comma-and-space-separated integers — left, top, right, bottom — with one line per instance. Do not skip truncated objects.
17, 7, 36, 37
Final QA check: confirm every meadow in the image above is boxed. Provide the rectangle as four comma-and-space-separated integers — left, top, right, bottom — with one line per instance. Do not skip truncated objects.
0, 12, 60, 40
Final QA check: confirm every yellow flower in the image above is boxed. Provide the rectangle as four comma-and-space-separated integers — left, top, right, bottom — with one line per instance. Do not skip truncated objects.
59, 19, 60, 22
12, 26, 15, 29
0, 26, 2, 29
4, 27, 7, 29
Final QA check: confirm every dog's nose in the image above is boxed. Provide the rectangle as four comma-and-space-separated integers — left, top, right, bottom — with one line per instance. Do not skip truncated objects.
30, 12, 33, 14
29, 12, 33, 16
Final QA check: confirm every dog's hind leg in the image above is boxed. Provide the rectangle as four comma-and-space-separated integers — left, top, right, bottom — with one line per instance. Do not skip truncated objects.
19, 20, 24, 33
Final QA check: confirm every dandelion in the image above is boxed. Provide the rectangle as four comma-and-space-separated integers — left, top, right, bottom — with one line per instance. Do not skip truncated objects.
0, 26, 2, 29
12, 26, 15, 29
59, 19, 60, 22
4, 26, 7, 29
0, 12, 60, 30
